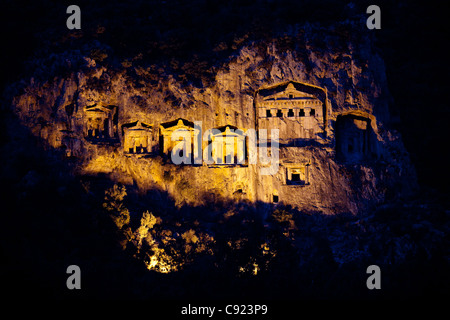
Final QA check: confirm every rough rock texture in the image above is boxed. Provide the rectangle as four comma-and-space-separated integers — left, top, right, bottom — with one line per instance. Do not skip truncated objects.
7, 23, 417, 216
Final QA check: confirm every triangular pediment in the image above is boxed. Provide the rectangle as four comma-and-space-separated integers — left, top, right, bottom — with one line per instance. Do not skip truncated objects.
263, 84, 316, 101
160, 118, 195, 131
257, 80, 326, 103
122, 120, 152, 130
212, 125, 244, 137
85, 104, 116, 113
121, 121, 152, 136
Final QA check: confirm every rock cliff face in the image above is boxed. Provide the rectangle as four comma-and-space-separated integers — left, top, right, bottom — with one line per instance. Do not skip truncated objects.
9, 24, 416, 215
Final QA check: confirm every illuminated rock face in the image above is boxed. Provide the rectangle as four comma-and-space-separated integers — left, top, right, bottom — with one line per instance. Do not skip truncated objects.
11, 42, 417, 214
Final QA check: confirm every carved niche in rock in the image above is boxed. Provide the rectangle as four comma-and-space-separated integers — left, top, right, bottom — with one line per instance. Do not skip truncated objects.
159, 118, 196, 163
122, 121, 153, 154
335, 111, 378, 163
255, 81, 328, 146
84, 104, 118, 143
284, 161, 311, 186
210, 125, 246, 165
